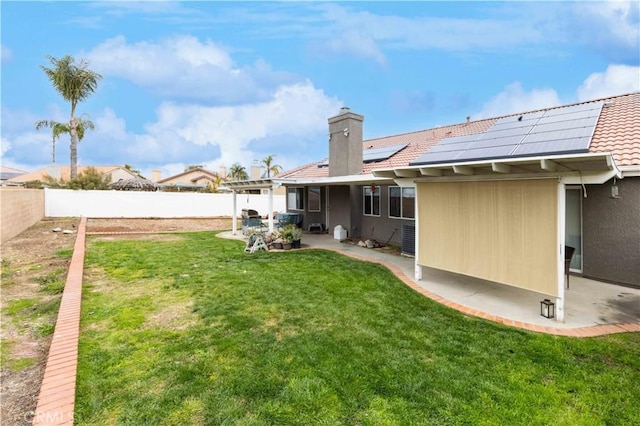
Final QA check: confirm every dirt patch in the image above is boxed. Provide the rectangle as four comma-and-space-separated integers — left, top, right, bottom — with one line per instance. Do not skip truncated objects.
0, 217, 232, 426
86, 217, 235, 233
1, 218, 78, 426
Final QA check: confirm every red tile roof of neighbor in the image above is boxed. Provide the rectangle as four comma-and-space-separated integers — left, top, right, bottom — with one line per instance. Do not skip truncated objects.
279, 92, 640, 179
7, 165, 134, 183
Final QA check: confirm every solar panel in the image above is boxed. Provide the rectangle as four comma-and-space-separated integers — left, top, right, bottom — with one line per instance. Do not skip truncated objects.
455, 145, 517, 161
363, 143, 408, 163
436, 134, 478, 145
512, 138, 591, 156
426, 141, 477, 153
410, 101, 603, 166
410, 151, 461, 164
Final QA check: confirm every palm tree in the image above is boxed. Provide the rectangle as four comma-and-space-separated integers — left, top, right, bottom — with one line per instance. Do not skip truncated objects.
205, 172, 224, 193
261, 155, 282, 178
228, 163, 248, 181
35, 117, 95, 164
40, 55, 101, 179
34, 120, 66, 164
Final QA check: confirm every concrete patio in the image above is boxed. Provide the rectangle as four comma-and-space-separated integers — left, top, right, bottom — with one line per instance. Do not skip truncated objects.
275, 231, 640, 332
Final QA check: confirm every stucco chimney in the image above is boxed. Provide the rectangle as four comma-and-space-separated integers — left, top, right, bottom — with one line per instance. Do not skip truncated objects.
219, 165, 227, 179
328, 107, 364, 177
47, 165, 61, 180
150, 169, 162, 182
251, 160, 261, 180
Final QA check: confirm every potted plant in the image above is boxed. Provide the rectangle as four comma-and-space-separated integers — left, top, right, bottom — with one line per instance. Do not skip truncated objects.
270, 230, 283, 249
290, 226, 302, 248
281, 225, 294, 250
273, 237, 284, 249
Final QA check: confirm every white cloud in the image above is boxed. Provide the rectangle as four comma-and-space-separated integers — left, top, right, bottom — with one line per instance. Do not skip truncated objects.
145, 81, 342, 168
567, 1, 639, 63
1, 136, 12, 157
83, 35, 296, 103
313, 3, 548, 65
324, 30, 387, 66
312, 2, 639, 66
1, 80, 341, 176
577, 64, 640, 101
471, 64, 638, 120
1, 44, 12, 62
475, 82, 561, 119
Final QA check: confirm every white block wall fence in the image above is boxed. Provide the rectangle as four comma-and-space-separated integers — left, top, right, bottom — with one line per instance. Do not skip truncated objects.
44, 188, 286, 218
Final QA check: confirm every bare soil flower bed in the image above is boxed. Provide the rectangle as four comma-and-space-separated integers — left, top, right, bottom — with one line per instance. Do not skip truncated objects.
0, 217, 233, 425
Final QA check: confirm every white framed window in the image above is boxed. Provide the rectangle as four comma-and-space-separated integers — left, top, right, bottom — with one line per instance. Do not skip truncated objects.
389, 186, 415, 219
287, 187, 305, 211
308, 187, 321, 212
363, 185, 380, 216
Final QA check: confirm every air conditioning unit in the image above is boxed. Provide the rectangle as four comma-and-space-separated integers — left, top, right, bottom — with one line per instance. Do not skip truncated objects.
402, 224, 415, 256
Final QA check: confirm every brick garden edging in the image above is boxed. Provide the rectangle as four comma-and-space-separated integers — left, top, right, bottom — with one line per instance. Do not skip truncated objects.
32, 217, 87, 426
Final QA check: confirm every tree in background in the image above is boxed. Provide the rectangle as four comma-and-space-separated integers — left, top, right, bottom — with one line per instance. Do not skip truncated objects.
38, 166, 110, 190
206, 173, 224, 193
67, 167, 111, 190
124, 164, 144, 178
228, 163, 248, 181
35, 117, 95, 164
40, 55, 101, 179
261, 155, 282, 178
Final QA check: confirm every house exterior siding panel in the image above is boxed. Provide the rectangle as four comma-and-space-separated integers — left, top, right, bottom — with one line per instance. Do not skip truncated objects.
582, 178, 640, 287
327, 186, 352, 237
359, 185, 413, 246
417, 180, 558, 296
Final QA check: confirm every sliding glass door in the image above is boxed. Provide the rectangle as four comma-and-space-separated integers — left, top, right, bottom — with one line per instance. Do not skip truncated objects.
565, 188, 583, 271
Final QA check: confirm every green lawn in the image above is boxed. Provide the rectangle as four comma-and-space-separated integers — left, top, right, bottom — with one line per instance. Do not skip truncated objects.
76, 232, 640, 425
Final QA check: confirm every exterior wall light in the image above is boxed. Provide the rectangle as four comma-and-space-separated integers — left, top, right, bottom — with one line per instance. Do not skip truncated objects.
610, 178, 620, 199
540, 299, 555, 319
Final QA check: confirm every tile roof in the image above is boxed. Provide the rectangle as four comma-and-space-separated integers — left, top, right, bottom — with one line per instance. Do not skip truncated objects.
7, 165, 134, 183
157, 167, 219, 184
0, 166, 28, 180
588, 92, 640, 166
280, 92, 640, 179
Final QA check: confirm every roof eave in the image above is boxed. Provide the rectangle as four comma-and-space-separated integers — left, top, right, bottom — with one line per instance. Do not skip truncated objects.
619, 165, 640, 178
372, 153, 622, 185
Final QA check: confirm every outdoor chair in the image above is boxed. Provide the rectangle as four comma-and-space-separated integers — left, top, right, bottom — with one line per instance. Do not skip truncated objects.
241, 209, 264, 235
565, 246, 576, 289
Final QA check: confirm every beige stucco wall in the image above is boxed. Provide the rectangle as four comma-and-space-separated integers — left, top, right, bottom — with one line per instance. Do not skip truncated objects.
417, 179, 558, 296
0, 188, 45, 243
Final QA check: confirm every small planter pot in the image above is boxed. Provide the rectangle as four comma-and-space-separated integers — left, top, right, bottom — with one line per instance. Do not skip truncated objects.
282, 242, 292, 250
273, 242, 283, 249
292, 239, 301, 249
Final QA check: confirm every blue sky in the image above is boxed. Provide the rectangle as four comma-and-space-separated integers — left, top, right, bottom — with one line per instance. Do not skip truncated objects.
1, 1, 639, 179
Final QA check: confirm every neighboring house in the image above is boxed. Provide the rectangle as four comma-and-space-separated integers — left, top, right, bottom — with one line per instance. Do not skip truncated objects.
0, 166, 28, 184
7, 165, 139, 185
157, 167, 221, 191
227, 92, 640, 321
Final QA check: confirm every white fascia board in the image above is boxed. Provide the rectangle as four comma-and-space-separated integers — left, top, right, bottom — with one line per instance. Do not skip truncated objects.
559, 169, 620, 184
225, 178, 279, 189
375, 152, 618, 180
393, 178, 417, 188
619, 165, 640, 177
281, 174, 392, 186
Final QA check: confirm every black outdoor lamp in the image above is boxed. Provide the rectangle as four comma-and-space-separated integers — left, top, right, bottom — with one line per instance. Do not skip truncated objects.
540, 299, 555, 319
